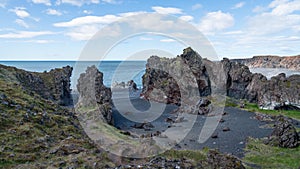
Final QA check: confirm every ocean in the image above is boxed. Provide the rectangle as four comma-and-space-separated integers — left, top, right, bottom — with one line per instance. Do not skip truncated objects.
0, 61, 146, 90
1, 61, 299, 91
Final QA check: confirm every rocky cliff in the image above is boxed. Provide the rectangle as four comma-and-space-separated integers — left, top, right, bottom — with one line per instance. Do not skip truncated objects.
141, 48, 300, 110
0, 64, 73, 106
141, 47, 211, 106
232, 55, 300, 71
75, 65, 113, 124
0, 64, 115, 168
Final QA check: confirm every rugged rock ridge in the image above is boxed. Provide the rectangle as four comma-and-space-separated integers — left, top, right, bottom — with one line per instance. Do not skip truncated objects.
142, 47, 211, 105
232, 55, 300, 71
141, 48, 300, 110
76, 65, 113, 124
0, 64, 115, 168
0, 64, 73, 106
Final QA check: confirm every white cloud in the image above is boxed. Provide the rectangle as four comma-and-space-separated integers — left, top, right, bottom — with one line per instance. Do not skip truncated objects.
139, 37, 153, 41
152, 6, 183, 15
0, 3, 5, 8
46, 9, 62, 16
15, 19, 29, 28
198, 11, 234, 34
24, 39, 54, 43
192, 3, 202, 10
54, 15, 120, 27
179, 15, 194, 22
10, 7, 30, 18
247, 13, 300, 35
270, 0, 300, 15
83, 10, 92, 14
55, 0, 99, 6
0, 31, 55, 39
252, 6, 267, 13
269, 0, 289, 8
119, 11, 146, 17
53, 12, 196, 41
102, 0, 120, 4
232, 2, 245, 9
246, 0, 300, 35
223, 30, 243, 35
160, 38, 175, 42
65, 25, 99, 40
32, 0, 51, 6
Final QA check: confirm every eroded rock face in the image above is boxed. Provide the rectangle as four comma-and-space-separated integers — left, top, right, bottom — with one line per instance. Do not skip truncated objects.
221, 58, 254, 101
232, 55, 300, 71
141, 48, 300, 110
0, 64, 73, 106
141, 47, 210, 106
257, 74, 300, 110
76, 65, 113, 124
265, 115, 299, 148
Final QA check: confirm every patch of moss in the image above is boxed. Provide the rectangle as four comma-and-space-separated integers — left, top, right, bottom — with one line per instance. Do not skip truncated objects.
161, 149, 207, 164
243, 137, 300, 169
0, 74, 113, 168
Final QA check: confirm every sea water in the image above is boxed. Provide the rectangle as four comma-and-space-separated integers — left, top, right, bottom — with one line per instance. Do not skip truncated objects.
1, 61, 299, 90
0, 61, 146, 90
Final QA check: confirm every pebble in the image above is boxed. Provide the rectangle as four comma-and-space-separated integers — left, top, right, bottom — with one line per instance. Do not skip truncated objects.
219, 118, 225, 123
211, 133, 218, 139
222, 127, 230, 132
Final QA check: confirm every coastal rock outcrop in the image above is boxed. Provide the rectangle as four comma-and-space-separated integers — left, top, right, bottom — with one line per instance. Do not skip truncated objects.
0, 64, 73, 106
257, 73, 300, 110
232, 55, 300, 71
0, 64, 115, 168
265, 116, 299, 148
141, 48, 300, 110
141, 47, 211, 106
76, 65, 113, 124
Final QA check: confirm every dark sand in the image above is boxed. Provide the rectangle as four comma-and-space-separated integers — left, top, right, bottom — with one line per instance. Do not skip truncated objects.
112, 89, 274, 158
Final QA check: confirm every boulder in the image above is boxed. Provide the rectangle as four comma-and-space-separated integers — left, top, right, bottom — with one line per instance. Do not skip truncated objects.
265, 115, 299, 148
207, 150, 245, 169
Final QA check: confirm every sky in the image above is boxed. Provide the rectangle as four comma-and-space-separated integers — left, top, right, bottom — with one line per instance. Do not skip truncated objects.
0, 0, 300, 60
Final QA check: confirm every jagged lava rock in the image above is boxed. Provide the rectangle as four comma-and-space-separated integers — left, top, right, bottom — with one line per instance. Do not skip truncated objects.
0, 64, 73, 106
257, 73, 300, 110
265, 115, 299, 148
142, 47, 211, 106
76, 65, 113, 124
141, 47, 300, 110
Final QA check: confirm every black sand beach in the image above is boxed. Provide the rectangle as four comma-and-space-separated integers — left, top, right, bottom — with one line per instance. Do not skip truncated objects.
111, 89, 288, 158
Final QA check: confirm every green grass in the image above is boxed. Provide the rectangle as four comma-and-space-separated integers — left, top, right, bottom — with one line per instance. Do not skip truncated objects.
161, 148, 208, 163
225, 97, 300, 120
244, 137, 300, 169
0, 77, 114, 168
243, 102, 300, 120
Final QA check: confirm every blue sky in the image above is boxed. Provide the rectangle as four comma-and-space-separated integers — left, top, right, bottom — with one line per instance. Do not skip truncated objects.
0, 0, 300, 60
